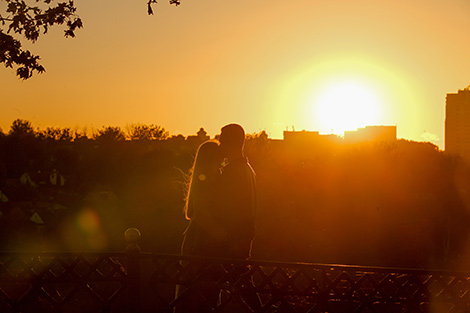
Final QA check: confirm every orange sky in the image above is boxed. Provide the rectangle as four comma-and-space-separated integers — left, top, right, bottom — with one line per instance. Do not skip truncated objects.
1, 0, 469, 149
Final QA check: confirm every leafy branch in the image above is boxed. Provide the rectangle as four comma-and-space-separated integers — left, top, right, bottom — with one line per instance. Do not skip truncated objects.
1, 0, 182, 80
147, 0, 181, 15
0, 0, 83, 79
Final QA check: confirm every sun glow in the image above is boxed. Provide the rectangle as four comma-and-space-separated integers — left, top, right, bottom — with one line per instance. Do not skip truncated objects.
309, 79, 384, 135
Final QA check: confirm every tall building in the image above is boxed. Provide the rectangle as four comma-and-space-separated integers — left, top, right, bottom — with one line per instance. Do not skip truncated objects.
445, 87, 470, 159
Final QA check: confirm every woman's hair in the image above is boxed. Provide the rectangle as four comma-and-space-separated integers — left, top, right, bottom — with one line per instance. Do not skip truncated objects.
184, 141, 221, 220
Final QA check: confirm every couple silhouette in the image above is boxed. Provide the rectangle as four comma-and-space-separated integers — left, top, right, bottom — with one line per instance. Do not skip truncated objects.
175, 123, 260, 312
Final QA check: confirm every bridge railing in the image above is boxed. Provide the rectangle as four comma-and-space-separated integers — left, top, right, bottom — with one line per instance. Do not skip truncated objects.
145, 254, 470, 313
1, 229, 470, 313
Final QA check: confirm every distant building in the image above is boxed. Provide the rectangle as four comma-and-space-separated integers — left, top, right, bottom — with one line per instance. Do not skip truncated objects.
283, 130, 341, 146
186, 127, 210, 145
196, 127, 210, 141
283, 130, 320, 142
445, 87, 470, 159
344, 126, 397, 143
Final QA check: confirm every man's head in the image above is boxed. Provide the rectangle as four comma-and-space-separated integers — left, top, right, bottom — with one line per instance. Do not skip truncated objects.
219, 123, 245, 159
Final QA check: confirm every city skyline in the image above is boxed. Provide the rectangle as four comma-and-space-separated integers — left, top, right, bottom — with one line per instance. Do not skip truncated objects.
1, 0, 469, 150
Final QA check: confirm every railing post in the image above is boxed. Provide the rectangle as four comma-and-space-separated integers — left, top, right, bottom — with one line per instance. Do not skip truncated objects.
125, 228, 142, 313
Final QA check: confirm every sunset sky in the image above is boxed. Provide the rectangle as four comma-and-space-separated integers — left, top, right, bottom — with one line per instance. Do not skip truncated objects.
1, 0, 469, 149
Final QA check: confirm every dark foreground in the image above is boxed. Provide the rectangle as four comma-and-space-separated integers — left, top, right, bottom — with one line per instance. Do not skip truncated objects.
1, 248, 470, 313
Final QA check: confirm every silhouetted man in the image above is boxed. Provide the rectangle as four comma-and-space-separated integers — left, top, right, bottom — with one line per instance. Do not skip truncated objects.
218, 123, 257, 259
218, 124, 261, 311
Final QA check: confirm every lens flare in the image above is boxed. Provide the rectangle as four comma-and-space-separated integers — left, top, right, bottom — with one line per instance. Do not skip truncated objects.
76, 207, 108, 250
76, 208, 100, 234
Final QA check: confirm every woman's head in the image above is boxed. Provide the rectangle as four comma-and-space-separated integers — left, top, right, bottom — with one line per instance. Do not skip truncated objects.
192, 141, 222, 179
184, 141, 223, 219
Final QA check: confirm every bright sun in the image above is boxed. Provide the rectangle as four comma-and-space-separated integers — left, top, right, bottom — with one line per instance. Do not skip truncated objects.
312, 79, 382, 135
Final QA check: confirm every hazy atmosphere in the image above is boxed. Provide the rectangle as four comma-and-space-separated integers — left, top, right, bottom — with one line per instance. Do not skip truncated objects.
3, 1, 470, 311
1, 0, 469, 149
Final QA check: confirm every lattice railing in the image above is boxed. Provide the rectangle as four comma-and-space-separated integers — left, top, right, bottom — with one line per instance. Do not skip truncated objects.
143, 255, 470, 313
0, 252, 131, 313
2, 234, 470, 312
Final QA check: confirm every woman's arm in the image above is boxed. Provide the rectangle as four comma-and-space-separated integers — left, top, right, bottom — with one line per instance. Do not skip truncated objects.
192, 195, 228, 242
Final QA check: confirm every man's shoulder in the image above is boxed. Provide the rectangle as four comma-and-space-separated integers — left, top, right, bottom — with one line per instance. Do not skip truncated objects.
223, 157, 255, 176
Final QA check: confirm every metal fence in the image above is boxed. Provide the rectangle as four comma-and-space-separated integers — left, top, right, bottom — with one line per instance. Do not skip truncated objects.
1, 232, 470, 312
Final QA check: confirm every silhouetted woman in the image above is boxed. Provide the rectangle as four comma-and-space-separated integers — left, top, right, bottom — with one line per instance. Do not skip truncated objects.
181, 140, 227, 256
175, 140, 226, 313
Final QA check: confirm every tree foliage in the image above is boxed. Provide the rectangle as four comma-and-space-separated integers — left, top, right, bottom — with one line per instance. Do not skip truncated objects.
1, 0, 181, 79
8, 118, 35, 137
37, 126, 72, 141
147, 0, 180, 15
0, 0, 82, 79
127, 123, 169, 141
93, 126, 126, 142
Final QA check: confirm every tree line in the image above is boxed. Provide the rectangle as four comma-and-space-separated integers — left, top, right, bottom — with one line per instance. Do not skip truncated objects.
1, 119, 470, 271
1, 119, 172, 141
